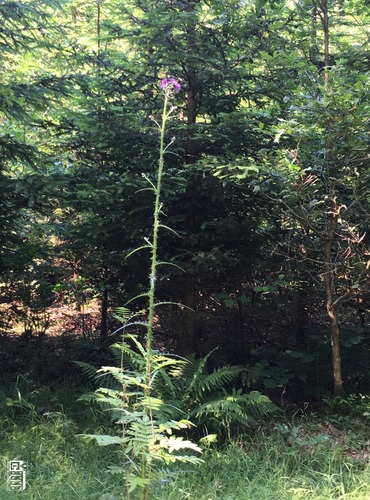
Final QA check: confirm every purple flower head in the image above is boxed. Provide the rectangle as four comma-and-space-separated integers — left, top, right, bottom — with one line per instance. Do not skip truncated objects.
160, 78, 168, 89
160, 77, 181, 92
169, 77, 181, 92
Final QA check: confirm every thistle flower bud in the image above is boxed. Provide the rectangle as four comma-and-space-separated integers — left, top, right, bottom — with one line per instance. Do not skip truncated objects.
160, 77, 181, 93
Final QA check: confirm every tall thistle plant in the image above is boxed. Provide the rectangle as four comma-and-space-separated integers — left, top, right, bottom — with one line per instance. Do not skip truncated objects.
78, 78, 203, 500
145, 76, 181, 393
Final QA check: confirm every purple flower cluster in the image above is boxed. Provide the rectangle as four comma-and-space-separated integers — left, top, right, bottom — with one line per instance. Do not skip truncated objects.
160, 77, 181, 92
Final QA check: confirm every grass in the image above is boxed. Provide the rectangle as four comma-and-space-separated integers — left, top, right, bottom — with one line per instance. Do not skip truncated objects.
1, 384, 370, 499
154, 435, 370, 500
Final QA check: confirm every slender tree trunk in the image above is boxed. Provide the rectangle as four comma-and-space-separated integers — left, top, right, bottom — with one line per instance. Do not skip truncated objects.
323, 197, 344, 397
179, 0, 200, 355
320, 0, 344, 397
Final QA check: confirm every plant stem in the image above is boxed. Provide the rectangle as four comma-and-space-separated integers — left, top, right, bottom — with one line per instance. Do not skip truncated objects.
142, 87, 174, 499
145, 92, 169, 394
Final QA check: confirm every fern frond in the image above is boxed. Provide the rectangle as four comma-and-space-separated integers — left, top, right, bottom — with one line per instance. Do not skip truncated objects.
112, 337, 146, 370
151, 367, 177, 400
126, 475, 150, 494
184, 348, 219, 398
77, 392, 97, 403
188, 389, 276, 430
159, 435, 203, 455
97, 366, 125, 384
190, 365, 241, 399
89, 387, 127, 413
141, 397, 182, 421
168, 358, 193, 378
158, 419, 195, 434
151, 355, 186, 372
113, 307, 144, 324
75, 361, 122, 391
73, 361, 98, 381
237, 390, 277, 418
140, 396, 165, 412
189, 396, 246, 421
125, 417, 155, 453
114, 409, 147, 425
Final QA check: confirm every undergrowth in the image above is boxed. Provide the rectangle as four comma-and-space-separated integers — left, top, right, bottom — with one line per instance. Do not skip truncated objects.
1, 390, 370, 499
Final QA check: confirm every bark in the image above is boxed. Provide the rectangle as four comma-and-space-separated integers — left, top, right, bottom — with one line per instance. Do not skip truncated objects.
323, 198, 344, 397
179, 0, 200, 354
328, 302, 344, 398
320, 0, 344, 397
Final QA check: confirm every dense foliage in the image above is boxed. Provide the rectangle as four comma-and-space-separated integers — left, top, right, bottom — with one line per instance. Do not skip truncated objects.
1, 0, 370, 496
0, 0, 369, 417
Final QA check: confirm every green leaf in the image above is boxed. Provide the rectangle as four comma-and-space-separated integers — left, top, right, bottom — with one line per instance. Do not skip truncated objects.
127, 475, 150, 493
78, 434, 125, 446
238, 295, 250, 303
225, 298, 235, 307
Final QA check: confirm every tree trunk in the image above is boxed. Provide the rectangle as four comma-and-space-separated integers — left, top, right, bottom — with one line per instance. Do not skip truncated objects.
320, 0, 344, 397
179, 0, 200, 355
323, 202, 344, 397
328, 302, 344, 397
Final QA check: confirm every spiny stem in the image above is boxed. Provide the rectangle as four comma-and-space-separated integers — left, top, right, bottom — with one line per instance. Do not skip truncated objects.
142, 81, 179, 498
145, 92, 169, 394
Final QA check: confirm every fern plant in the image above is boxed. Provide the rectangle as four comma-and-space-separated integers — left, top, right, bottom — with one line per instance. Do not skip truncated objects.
78, 343, 276, 448
154, 348, 276, 438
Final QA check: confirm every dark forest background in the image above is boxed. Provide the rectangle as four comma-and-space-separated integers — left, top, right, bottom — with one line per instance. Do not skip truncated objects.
0, 0, 369, 401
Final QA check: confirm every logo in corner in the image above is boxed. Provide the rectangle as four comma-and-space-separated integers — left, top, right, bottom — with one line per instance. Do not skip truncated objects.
7, 460, 27, 491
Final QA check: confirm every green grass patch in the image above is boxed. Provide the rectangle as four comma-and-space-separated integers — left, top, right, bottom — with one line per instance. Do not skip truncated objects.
1, 386, 370, 499
153, 433, 370, 500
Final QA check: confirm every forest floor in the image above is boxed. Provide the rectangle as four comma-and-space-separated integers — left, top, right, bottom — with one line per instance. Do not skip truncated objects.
1, 383, 370, 499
